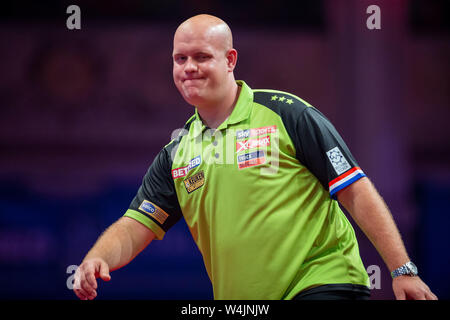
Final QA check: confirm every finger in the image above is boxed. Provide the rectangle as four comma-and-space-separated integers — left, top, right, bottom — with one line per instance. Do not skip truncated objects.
86, 289, 97, 300
411, 290, 426, 300
74, 264, 98, 299
425, 291, 438, 300
80, 269, 95, 296
73, 269, 89, 300
394, 289, 406, 300
73, 266, 84, 291
99, 261, 111, 282
74, 288, 88, 300
423, 284, 438, 300
85, 270, 98, 290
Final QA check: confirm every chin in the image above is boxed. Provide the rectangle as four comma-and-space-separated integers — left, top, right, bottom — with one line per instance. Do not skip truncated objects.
183, 95, 204, 107
181, 89, 204, 106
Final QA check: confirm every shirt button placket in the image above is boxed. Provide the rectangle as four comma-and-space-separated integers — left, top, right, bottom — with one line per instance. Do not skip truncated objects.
212, 133, 220, 159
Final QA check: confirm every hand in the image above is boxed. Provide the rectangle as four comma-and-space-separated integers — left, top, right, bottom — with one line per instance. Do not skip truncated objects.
73, 258, 111, 300
392, 276, 438, 300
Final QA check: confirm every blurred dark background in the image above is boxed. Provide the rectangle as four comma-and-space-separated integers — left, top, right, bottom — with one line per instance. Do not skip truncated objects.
0, 0, 449, 300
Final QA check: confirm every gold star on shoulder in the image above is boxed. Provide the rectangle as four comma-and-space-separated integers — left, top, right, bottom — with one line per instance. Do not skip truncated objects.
279, 96, 286, 102
286, 99, 294, 105
271, 95, 278, 101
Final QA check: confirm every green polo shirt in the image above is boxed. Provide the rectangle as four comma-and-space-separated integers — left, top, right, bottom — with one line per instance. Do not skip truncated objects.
124, 80, 370, 299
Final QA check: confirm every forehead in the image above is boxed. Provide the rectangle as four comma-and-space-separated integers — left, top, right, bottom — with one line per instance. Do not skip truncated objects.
173, 28, 224, 55
172, 38, 215, 56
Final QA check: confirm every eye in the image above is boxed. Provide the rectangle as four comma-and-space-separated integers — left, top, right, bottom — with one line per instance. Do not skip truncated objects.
196, 54, 211, 62
174, 55, 187, 64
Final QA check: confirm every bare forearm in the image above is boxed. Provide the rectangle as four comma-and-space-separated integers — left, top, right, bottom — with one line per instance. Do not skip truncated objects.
74, 217, 154, 300
337, 177, 409, 271
83, 217, 152, 271
83, 219, 133, 270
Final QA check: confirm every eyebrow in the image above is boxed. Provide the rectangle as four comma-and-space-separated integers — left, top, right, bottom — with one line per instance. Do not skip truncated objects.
173, 50, 213, 58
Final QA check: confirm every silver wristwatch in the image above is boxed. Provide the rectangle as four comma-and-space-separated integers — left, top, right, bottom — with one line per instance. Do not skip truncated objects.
391, 261, 418, 279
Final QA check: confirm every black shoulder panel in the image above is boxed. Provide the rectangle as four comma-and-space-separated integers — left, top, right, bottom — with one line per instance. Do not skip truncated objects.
253, 90, 361, 194
253, 90, 309, 161
128, 115, 196, 232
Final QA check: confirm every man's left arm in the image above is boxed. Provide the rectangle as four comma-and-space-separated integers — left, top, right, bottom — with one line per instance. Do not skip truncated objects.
337, 177, 438, 300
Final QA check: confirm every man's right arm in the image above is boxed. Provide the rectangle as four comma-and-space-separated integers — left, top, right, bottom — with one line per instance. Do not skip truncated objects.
73, 217, 155, 300
73, 143, 184, 300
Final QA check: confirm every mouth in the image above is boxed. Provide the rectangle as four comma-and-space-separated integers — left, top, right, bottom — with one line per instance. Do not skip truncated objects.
182, 77, 205, 83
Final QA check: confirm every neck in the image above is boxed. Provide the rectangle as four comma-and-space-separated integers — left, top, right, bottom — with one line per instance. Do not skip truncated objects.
197, 82, 240, 129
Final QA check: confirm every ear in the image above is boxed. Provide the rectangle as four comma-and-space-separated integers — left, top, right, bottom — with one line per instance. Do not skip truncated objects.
225, 48, 238, 72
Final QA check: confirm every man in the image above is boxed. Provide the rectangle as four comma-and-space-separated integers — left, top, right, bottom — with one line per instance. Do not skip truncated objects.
74, 14, 437, 300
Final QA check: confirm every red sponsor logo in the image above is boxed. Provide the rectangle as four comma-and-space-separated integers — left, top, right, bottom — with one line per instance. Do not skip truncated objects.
237, 150, 266, 170
236, 125, 277, 139
238, 156, 266, 170
250, 125, 276, 137
172, 156, 201, 179
236, 135, 271, 152
172, 166, 189, 179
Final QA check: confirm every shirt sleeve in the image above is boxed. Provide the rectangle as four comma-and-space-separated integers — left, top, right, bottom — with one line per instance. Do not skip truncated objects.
124, 146, 183, 240
295, 107, 366, 199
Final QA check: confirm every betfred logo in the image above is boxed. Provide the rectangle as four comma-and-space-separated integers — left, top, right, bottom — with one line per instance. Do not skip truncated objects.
172, 167, 189, 179
172, 155, 201, 179
236, 125, 277, 139
236, 135, 270, 152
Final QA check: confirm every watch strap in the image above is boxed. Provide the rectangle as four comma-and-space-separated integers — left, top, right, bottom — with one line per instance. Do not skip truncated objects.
391, 262, 418, 279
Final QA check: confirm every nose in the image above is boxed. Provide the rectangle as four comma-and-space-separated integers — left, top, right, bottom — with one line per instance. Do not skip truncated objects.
184, 57, 198, 73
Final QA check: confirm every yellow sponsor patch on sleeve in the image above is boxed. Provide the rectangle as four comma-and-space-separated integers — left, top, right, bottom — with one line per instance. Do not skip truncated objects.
138, 200, 169, 225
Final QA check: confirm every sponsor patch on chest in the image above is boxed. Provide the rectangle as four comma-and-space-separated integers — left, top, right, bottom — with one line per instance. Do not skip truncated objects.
183, 170, 205, 193
172, 155, 201, 179
236, 125, 277, 139
237, 150, 266, 170
236, 135, 270, 152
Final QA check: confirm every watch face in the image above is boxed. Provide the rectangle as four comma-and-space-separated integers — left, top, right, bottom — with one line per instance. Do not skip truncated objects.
407, 262, 418, 275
